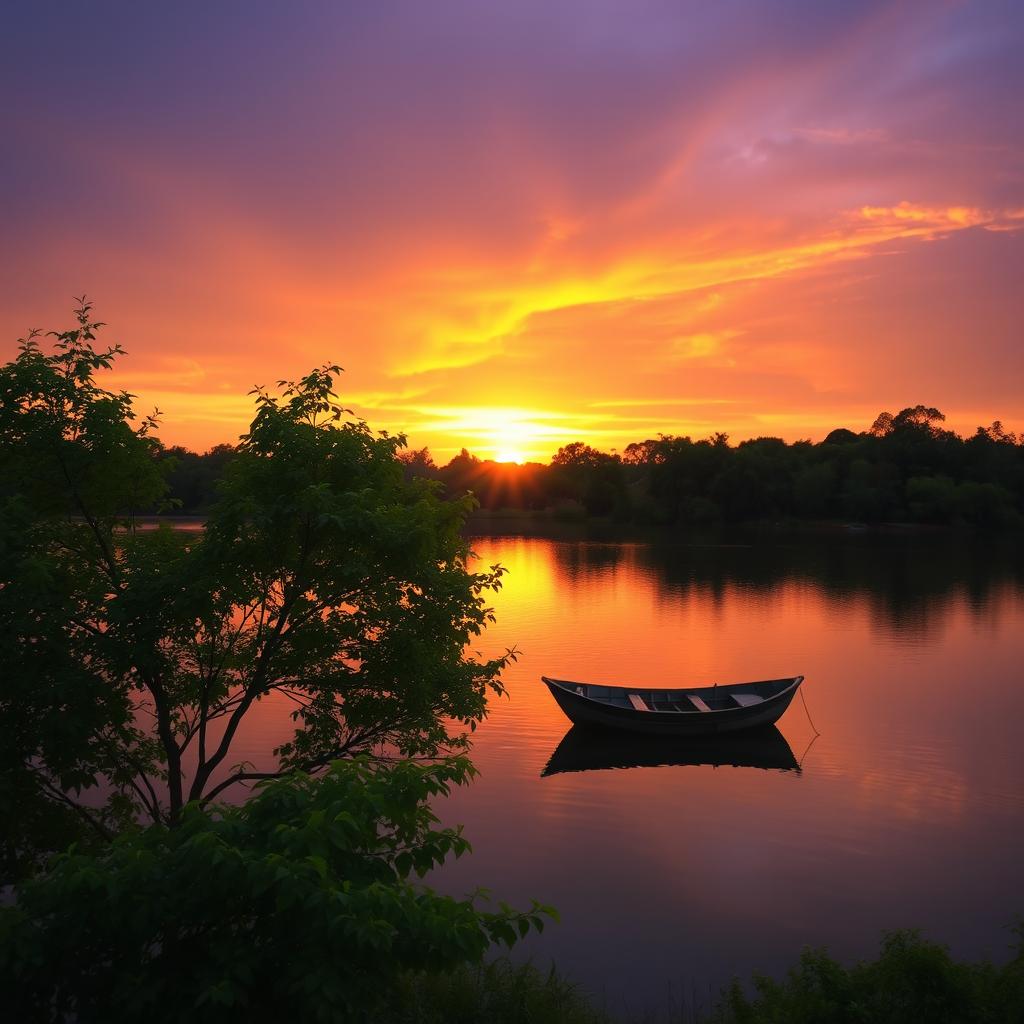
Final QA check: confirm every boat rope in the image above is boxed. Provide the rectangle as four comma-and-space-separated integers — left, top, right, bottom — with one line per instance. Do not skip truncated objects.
799, 685, 821, 738
796, 731, 819, 772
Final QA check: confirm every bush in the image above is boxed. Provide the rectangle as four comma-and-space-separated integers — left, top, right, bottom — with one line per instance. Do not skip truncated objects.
0, 758, 554, 1024
386, 960, 611, 1024
710, 928, 1024, 1024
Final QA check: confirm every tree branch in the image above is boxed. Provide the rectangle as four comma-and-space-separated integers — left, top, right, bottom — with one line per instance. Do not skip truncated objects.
33, 772, 115, 843
199, 770, 285, 804
104, 736, 164, 825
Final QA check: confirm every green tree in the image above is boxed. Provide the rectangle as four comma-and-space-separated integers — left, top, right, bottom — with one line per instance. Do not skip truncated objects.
1, 300, 170, 859
549, 442, 611, 469
160, 442, 236, 512
0, 302, 512, 844
892, 404, 949, 435
906, 474, 957, 523
794, 462, 837, 517
0, 757, 554, 1023
549, 443, 625, 516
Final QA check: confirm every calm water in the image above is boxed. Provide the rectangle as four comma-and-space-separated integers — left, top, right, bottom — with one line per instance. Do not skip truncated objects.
415, 531, 1024, 1013
220, 529, 1024, 1010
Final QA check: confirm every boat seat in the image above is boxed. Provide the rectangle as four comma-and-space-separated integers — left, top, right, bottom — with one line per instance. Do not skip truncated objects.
687, 694, 712, 713
627, 693, 650, 712
732, 693, 763, 707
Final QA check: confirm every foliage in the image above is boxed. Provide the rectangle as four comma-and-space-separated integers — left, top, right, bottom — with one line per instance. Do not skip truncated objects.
709, 928, 1024, 1024
0, 302, 512, 847
160, 442, 236, 512
389, 926, 1024, 1024
0, 297, 166, 519
549, 443, 628, 517
388, 926, 1024, 1024
0, 299, 171, 848
0, 757, 555, 1024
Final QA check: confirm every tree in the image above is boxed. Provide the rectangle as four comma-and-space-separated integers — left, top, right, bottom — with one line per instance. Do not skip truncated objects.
870, 411, 895, 437
822, 427, 859, 446
1, 300, 170, 856
977, 420, 1018, 445
622, 438, 664, 465
160, 443, 236, 512
549, 442, 625, 517
892, 404, 947, 435
713, 928, 1024, 1024
0, 757, 554, 1022
872, 405, 948, 439
0, 302, 512, 842
550, 442, 614, 469
794, 463, 837, 517
397, 445, 438, 481
905, 474, 957, 523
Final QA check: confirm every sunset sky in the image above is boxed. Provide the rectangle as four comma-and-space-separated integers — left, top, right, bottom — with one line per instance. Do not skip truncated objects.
3, 2, 1022, 461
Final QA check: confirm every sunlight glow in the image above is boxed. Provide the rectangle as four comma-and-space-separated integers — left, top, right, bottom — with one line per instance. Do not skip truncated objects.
399, 407, 575, 462
491, 417, 543, 464
495, 450, 526, 465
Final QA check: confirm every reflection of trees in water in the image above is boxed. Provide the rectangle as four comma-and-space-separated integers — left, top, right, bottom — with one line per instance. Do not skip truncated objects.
549, 541, 633, 586
547, 535, 1024, 641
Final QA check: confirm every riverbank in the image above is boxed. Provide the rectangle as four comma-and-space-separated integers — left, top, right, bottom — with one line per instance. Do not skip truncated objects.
386, 929, 1024, 1023
128, 509, 999, 543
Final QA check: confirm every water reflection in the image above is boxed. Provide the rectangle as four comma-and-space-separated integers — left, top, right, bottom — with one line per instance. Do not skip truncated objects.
541, 725, 800, 776
535, 532, 1024, 642
434, 531, 1024, 1013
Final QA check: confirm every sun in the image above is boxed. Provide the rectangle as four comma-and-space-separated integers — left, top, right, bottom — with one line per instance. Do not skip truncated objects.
491, 417, 541, 464
430, 406, 562, 463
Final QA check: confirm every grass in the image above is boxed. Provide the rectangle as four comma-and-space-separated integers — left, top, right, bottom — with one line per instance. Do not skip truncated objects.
386, 959, 611, 1024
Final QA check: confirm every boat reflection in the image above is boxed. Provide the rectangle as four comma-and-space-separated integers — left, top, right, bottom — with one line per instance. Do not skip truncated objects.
541, 724, 800, 777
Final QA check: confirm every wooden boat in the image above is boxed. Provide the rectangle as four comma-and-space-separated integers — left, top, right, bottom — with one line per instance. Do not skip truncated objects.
541, 674, 804, 737
541, 724, 799, 776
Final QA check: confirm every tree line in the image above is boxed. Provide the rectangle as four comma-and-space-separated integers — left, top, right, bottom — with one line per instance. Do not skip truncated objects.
162, 404, 1024, 529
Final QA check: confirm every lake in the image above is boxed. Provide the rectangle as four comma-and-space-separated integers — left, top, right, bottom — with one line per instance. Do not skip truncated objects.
422, 529, 1024, 1014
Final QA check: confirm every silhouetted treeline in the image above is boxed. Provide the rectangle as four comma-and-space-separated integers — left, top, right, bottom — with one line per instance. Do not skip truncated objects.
156, 444, 236, 512
157, 406, 1024, 528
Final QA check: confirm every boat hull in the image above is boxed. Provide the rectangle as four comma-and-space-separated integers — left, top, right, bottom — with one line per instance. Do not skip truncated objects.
542, 676, 803, 737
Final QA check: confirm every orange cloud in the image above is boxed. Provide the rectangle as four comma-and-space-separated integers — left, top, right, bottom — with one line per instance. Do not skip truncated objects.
857, 201, 996, 232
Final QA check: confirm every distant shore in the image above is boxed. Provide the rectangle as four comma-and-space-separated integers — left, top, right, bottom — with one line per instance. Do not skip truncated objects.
126, 510, 999, 545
